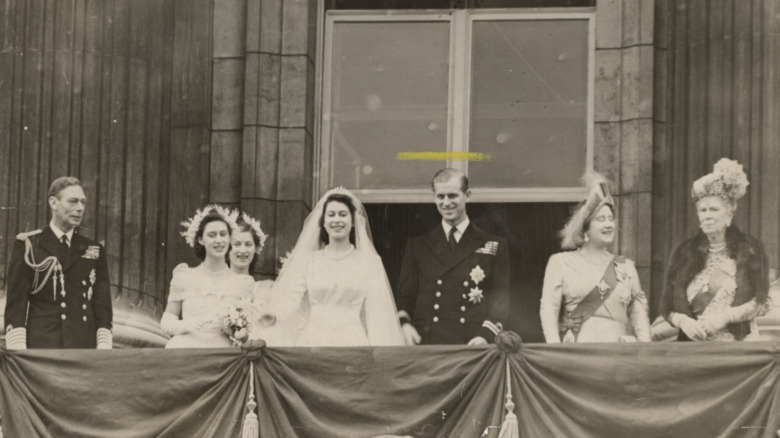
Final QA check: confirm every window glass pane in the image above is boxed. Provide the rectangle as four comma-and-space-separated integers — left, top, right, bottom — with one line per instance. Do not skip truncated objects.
328, 21, 450, 189
468, 19, 589, 188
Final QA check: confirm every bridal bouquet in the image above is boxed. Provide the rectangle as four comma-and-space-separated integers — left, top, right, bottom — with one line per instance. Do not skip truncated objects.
220, 299, 252, 346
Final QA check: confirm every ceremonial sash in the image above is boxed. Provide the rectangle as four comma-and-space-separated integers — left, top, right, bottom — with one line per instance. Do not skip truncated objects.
559, 256, 620, 342
689, 286, 717, 317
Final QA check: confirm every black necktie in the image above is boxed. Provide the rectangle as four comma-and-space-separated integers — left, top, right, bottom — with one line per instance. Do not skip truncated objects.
448, 227, 458, 252
61, 235, 69, 250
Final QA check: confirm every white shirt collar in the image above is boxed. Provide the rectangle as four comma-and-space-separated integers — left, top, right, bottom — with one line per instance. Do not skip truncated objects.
50, 220, 75, 245
442, 217, 470, 242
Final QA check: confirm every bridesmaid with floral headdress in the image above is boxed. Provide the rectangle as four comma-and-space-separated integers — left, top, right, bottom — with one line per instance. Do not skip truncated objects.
160, 205, 253, 348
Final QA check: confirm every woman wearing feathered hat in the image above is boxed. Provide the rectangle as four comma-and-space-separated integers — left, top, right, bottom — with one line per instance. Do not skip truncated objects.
540, 172, 651, 343
659, 158, 771, 341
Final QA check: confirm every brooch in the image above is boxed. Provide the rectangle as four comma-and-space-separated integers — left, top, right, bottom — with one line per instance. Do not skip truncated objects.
597, 280, 610, 300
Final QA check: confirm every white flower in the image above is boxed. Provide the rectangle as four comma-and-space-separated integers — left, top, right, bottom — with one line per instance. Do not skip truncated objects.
614, 262, 630, 284
618, 289, 631, 305
468, 287, 484, 304
278, 250, 293, 274
469, 265, 486, 285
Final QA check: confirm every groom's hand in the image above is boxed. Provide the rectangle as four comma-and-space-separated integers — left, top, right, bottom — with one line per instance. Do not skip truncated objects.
401, 323, 421, 345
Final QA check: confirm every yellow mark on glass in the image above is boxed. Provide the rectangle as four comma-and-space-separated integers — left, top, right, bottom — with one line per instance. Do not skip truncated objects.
396, 152, 493, 161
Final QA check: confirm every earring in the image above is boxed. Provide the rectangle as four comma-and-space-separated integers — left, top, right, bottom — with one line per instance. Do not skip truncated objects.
583, 234, 590, 243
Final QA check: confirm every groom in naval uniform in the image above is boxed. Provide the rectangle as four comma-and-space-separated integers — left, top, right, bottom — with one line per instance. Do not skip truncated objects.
4, 176, 113, 349
397, 168, 511, 345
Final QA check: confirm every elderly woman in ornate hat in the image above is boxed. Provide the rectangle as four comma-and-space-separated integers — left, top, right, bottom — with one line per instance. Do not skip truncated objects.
540, 173, 651, 343
659, 159, 771, 341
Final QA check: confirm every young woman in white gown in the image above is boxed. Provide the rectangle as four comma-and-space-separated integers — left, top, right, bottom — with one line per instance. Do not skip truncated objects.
226, 211, 292, 344
160, 205, 253, 348
256, 188, 404, 347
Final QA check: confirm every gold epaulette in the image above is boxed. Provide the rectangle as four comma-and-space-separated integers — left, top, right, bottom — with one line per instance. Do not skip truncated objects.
16, 229, 43, 241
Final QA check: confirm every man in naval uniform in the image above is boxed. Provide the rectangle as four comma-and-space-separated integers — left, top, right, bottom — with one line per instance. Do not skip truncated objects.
397, 168, 511, 345
4, 176, 113, 349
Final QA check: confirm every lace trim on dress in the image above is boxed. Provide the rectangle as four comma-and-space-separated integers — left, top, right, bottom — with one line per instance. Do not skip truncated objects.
686, 252, 737, 303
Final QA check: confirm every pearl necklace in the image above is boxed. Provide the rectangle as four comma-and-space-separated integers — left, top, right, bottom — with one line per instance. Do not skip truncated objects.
708, 235, 727, 253
577, 247, 611, 265
325, 245, 355, 261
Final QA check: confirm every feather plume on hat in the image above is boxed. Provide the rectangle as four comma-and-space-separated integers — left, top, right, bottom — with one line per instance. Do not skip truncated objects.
559, 172, 615, 250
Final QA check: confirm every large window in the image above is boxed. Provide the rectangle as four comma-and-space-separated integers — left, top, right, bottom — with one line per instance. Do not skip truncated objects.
319, 9, 595, 202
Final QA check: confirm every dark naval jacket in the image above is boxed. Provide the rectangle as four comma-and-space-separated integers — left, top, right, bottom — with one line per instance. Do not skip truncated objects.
5, 225, 113, 348
397, 223, 511, 344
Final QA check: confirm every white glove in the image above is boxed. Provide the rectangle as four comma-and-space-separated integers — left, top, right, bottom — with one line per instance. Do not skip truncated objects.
160, 312, 210, 336
401, 323, 421, 346
699, 312, 730, 335
5, 327, 27, 350
670, 313, 708, 341
467, 336, 488, 346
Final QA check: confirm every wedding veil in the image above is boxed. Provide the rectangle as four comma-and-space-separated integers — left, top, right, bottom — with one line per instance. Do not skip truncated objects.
267, 187, 404, 346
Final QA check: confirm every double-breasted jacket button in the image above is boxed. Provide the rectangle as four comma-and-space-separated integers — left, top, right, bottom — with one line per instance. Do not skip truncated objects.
459, 318, 465, 324
460, 306, 466, 312
61, 314, 67, 320
433, 316, 439, 323
436, 279, 442, 285
60, 302, 66, 308
463, 281, 469, 287
434, 304, 440, 310
82, 316, 87, 322
82, 304, 87, 310
435, 292, 441, 298
462, 294, 467, 299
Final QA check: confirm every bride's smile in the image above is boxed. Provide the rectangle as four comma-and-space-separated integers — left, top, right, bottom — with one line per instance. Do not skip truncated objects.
324, 201, 353, 241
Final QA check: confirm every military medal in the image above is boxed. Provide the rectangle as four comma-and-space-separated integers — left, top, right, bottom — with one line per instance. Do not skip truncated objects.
88, 268, 96, 301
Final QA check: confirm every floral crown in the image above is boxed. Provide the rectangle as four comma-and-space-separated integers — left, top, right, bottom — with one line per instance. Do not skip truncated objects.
229, 210, 268, 255
691, 158, 749, 203
180, 204, 239, 248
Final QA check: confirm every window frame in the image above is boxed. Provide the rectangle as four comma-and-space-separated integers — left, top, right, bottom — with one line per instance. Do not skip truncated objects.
317, 8, 596, 203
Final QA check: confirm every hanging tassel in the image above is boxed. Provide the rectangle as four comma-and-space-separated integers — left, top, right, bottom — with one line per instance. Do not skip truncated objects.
498, 361, 519, 438
562, 329, 575, 344
241, 362, 259, 438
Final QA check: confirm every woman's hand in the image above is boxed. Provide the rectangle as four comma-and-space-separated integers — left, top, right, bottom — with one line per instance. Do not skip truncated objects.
257, 313, 277, 328
676, 315, 708, 341
699, 312, 730, 335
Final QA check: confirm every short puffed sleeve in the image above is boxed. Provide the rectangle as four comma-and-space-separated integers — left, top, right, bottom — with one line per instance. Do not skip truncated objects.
167, 263, 192, 302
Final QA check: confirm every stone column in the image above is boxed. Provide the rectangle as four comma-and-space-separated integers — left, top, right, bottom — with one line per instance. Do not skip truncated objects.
241, 0, 318, 278
594, 0, 656, 307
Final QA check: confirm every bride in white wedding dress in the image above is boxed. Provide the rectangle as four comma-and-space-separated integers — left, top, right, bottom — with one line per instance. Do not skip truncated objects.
255, 187, 404, 347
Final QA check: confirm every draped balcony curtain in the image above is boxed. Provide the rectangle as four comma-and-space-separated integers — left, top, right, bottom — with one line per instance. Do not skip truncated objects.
1, 343, 779, 437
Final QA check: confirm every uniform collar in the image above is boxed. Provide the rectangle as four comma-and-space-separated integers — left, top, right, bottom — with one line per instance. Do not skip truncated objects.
49, 220, 75, 244
442, 217, 470, 241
